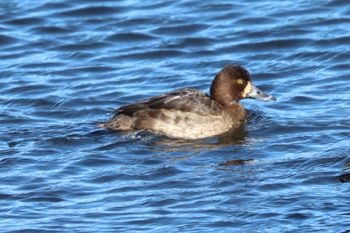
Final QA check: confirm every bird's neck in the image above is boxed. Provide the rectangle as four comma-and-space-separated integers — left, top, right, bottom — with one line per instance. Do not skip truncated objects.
210, 77, 239, 106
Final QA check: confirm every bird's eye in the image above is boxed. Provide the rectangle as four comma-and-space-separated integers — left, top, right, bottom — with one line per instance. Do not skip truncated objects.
236, 79, 244, 85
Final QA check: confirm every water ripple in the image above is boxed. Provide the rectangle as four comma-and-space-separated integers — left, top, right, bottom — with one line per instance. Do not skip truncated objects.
57, 6, 124, 17
1, 0, 350, 232
105, 32, 157, 43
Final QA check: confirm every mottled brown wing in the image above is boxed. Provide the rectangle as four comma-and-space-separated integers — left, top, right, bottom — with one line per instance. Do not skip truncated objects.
115, 88, 223, 116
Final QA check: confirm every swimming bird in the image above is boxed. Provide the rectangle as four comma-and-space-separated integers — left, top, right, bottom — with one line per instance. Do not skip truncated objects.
102, 64, 275, 139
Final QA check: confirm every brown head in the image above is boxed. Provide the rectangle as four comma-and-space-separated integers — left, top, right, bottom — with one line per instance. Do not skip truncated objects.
210, 64, 275, 106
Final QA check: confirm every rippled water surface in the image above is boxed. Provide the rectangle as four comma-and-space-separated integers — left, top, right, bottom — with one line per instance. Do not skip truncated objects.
1, 0, 350, 232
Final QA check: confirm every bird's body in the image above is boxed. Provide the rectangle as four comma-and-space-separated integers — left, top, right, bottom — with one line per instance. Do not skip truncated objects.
102, 65, 275, 139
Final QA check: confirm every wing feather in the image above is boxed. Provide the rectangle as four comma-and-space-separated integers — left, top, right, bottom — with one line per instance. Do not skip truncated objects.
115, 88, 223, 116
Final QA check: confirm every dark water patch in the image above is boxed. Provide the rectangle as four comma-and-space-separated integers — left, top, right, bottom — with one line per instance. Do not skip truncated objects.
30, 108, 105, 120
145, 197, 179, 208
9, 229, 64, 233
327, 52, 350, 63
4, 17, 45, 26
324, 0, 350, 7
0, 193, 13, 200
0, 156, 34, 168
143, 166, 184, 181
114, 17, 165, 28
143, 179, 200, 192
116, 49, 186, 60
53, 41, 110, 51
4, 84, 54, 96
0, 51, 26, 60
57, 6, 124, 17
312, 36, 350, 47
301, 174, 337, 185
1, 97, 58, 110
32, 26, 73, 34
235, 16, 277, 25
0, 115, 45, 128
328, 63, 350, 72
301, 17, 350, 28
271, 5, 330, 17
285, 212, 310, 220
152, 24, 209, 36
105, 32, 157, 43
199, 2, 239, 11
64, 65, 115, 73
258, 182, 297, 192
268, 28, 314, 37
138, 1, 171, 10
21, 195, 64, 203
235, 30, 274, 40
41, 1, 73, 10
253, 38, 311, 50
220, 38, 310, 53
0, 34, 18, 45
75, 156, 117, 167
289, 95, 322, 105
87, 173, 122, 184
95, 139, 140, 151
19, 62, 64, 69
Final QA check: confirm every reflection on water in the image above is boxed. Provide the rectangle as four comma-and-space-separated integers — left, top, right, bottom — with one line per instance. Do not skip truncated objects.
338, 173, 350, 183
1, 0, 350, 232
218, 159, 254, 167
151, 125, 248, 152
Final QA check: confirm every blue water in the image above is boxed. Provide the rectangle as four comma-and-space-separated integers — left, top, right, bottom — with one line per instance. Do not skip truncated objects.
1, 0, 350, 232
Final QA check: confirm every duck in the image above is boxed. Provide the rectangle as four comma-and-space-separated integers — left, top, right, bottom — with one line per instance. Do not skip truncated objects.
102, 64, 275, 139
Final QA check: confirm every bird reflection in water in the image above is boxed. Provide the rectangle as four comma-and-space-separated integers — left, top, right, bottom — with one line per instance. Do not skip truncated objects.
150, 125, 248, 152
147, 126, 256, 166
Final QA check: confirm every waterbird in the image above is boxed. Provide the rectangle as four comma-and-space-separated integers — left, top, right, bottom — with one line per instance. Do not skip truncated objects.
102, 64, 275, 139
